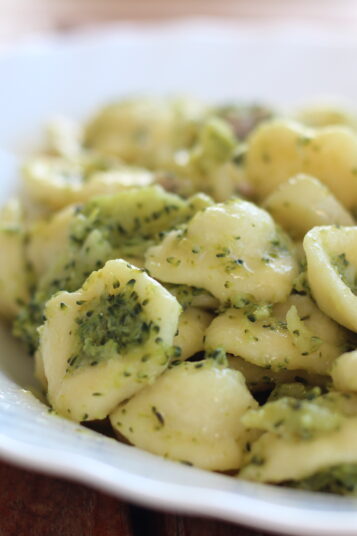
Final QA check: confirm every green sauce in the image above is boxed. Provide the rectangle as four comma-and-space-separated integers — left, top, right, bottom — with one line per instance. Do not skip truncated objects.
331, 252, 357, 295
68, 282, 154, 372
287, 464, 357, 495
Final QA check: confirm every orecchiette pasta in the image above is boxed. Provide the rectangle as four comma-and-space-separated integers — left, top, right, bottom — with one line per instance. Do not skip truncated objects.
296, 103, 357, 130
0, 199, 29, 318
331, 350, 357, 392
205, 294, 347, 375
110, 360, 257, 470
85, 97, 207, 169
39, 259, 181, 422
23, 155, 154, 210
263, 174, 354, 239
7, 96, 357, 496
246, 119, 357, 208
173, 307, 213, 361
304, 225, 357, 332
241, 416, 357, 484
26, 204, 77, 279
145, 198, 298, 305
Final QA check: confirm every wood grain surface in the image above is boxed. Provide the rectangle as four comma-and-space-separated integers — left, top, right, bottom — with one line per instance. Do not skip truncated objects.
0, 460, 268, 536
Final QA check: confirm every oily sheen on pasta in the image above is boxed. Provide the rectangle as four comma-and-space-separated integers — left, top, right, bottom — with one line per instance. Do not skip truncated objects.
5, 96, 357, 496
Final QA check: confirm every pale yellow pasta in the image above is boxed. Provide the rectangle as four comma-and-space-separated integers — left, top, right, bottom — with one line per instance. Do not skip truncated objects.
85, 97, 207, 169
240, 417, 357, 483
26, 204, 76, 279
246, 119, 357, 208
145, 198, 298, 305
170, 117, 244, 201
39, 259, 181, 422
205, 294, 347, 375
23, 155, 154, 210
173, 307, 213, 361
297, 103, 357, 129
304, 225, 357, 332
110, 360, 257, 471
10, 95, 357, 494
263, 174, 354, 239
0, 199, 29, 318
331, 350, 357, 392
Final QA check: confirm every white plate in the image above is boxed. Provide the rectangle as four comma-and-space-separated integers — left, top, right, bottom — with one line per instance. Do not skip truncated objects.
1, 21, 357, 536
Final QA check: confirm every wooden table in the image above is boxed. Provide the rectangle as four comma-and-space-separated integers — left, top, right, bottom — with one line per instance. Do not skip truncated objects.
1, 1, 356, 534
0, 459, 267, 536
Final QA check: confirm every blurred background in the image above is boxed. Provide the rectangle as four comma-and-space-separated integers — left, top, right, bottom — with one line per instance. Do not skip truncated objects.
1, 0, 357, 43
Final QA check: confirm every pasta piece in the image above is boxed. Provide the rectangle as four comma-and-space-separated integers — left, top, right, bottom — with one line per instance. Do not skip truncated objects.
241, 391, 357, 484
205, 294, 347, 375
228, 357, 328, 392
240, 416, 357, 484
296, 103, 357, 129
173, 307, 213, 361
85, 97, 207, 168
23, 155, 154, 210
15, 186, 210, 354
39, 259, 181, 422
246, 119, 357, 208
242, 396, 343, 441
171, 117, 244, 201
263, 174, 354, 239
0, 199, 29, 318
145, 198, 298, 305
26, 205, 77, 279
304, 225, 357, 331
331, 350, 357, 392
110, 360, 257, 471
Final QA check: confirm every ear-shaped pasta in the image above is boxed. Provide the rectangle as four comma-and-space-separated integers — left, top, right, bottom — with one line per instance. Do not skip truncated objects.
110, 360, 257, 471
240, 416, 357, 484
331, 350, 357, 392
85, 97, 207, 168
23, 155, 154, 210
263, 174, 354, 239
174, 307, 213, 360
205, 294, 347, 375
145, 198, 298, 305
170, 117, 245, 201
246, 119, 357, 208
0, 199, 29, 318
17, 187, 205, 355
39, 259, 181, 422
304, 225, 357, 331
296, 103, 357, 129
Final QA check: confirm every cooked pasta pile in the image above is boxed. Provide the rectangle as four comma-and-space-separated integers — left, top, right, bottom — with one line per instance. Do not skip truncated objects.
3, 97, 357, 494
